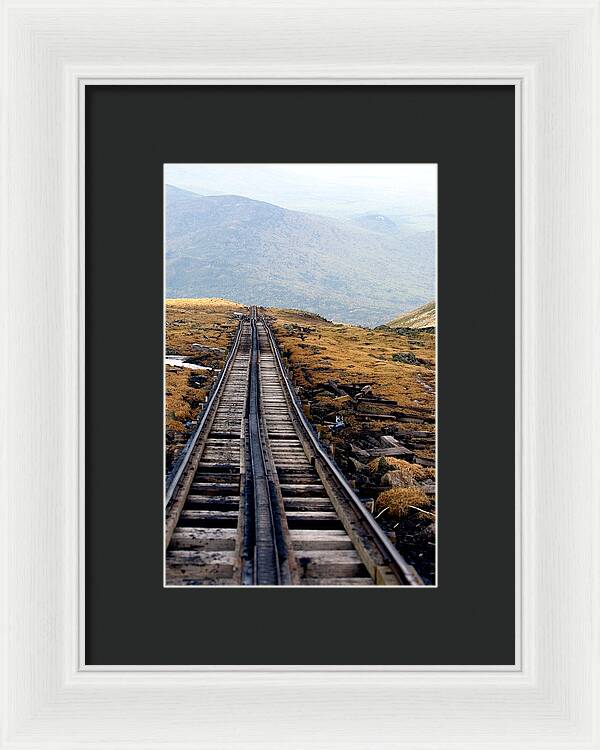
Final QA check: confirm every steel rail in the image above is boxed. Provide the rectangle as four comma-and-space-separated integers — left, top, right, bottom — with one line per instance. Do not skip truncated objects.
164, 320, 244, 509
261, 315, 423, 586
247, 312, 282, 584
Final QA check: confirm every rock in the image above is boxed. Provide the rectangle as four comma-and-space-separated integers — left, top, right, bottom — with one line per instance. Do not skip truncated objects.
382, 469, 416, 488
191, 343, 226, 354
327, 380, 347, 397
350, 443, 370, 459
348, 457, 368, 472
391, 352, 420, 365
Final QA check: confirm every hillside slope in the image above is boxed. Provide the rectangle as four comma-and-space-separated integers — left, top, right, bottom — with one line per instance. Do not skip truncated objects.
387, 301, 436, 329
165, 185, 435, 326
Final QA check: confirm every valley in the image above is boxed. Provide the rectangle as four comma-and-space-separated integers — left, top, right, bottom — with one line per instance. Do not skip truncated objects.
165, 186, 435, 327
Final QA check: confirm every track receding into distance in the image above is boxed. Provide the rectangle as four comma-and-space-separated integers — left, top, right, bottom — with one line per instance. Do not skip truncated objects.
165, 308, 423, 586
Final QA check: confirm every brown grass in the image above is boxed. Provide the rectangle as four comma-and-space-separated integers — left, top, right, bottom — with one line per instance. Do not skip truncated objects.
165, 367, 204, 433
369, 457, 435, 482
166, 297, 247, 358
263, 306, 435, 459
374, 487, 433, 523
165, 298, 247, 438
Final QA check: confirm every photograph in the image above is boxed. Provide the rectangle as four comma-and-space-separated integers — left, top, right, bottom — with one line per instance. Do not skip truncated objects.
164, 163, 437, 586
8, 0, 600, 743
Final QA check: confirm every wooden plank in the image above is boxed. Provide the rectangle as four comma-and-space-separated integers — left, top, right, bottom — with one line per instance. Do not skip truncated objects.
359, 397, 397, 406
168, 549, 236, 562
180, 508, 239, 518
191, 478, 239, 489
283, 499, 333, 512
179, 510, 239, 527
195, 462, 240, 471
279, 483, 327, 497
280, 483, 323, 491
365, 446, 414, 458
278, 473, 319, 481
170, 528, 237, 551
166, 550, 236, 580
188, 482, 239, 495
300, 577, 374, 586
375, 565, 403, 586
171, 527, 238, 540
185, 497, 240, 510
290, 536, 354, 550
415, 457, 435, 467
362, 414, 401, 421
165, 577, 236, 587
285, 511, 339, 522
185, 495, 240, 503
293, 550, 367, 578
312, 457, 390, 580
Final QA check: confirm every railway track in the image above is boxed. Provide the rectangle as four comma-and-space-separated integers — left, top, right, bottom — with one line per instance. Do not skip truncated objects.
165, 308, 423, 586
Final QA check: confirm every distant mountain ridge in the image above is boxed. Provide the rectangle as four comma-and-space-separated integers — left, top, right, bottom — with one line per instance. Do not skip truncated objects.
387, 301, 436, 329
352, 213, 399, 234
165, 185, 435, 326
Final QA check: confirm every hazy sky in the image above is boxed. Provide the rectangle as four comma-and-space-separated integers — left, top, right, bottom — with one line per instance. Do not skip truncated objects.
164, 163, 437, 220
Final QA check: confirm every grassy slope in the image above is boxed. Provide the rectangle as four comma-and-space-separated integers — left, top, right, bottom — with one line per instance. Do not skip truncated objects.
266, 307, 435, 457
165, 298, 247, 468
265, 307, 436, 582
387, 300, 436, 329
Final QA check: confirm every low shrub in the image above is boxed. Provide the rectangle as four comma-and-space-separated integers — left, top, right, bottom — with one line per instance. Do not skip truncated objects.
374, 487, 433, 522
369, 457, 435, 482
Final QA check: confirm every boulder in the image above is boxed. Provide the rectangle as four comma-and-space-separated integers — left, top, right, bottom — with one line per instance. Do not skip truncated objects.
381, 469, 416, 488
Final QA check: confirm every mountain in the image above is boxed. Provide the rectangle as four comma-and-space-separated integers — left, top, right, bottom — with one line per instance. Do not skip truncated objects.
352, 213, 398, 234
165, 185, 435, 326
387, 301, 436, 329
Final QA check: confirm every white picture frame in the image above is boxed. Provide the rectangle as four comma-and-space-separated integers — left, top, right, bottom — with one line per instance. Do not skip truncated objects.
2, 1, 598, 747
